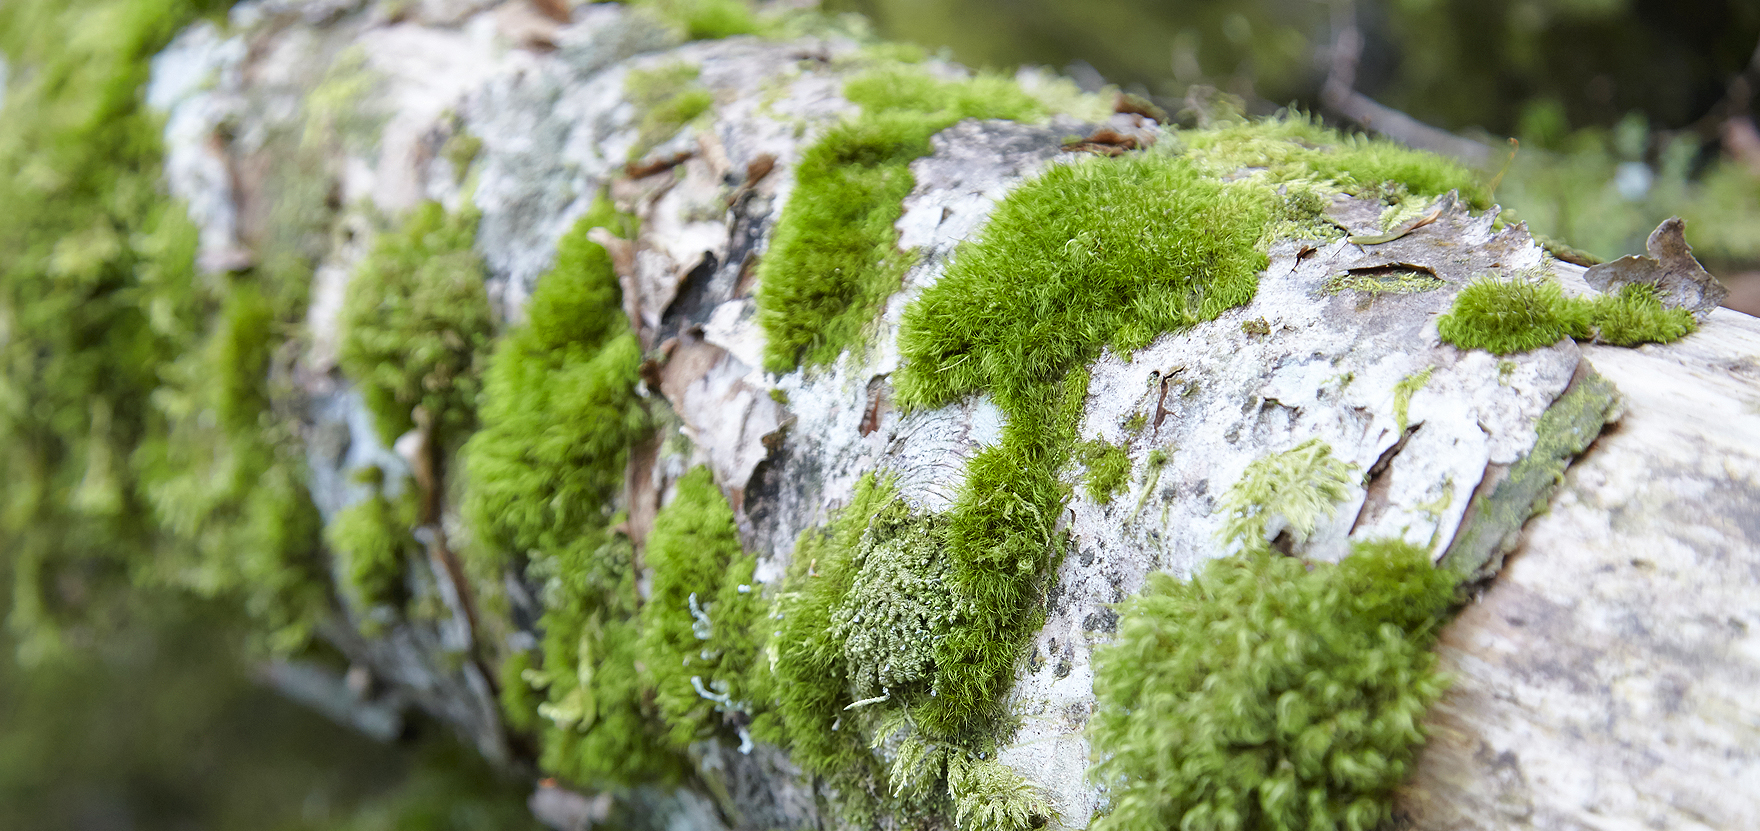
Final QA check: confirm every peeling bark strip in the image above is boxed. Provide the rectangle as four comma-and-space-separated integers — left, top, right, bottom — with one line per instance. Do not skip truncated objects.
141, 3, 1760, 831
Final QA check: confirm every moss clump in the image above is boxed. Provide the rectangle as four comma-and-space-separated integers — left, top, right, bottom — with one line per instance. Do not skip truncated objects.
636, 0, 759, 40
1217, 439, 1358, 555
755, 64, 1045, 373
830, 506, 957, 699
624, 61, 715, 161
893, 151, 1273, 735
461, 196, 669, 785
339, 202, 495, 447
1077, 439, 1132, 504
0, 0, 331, 658
638, 466, 766, 748
1581, 284, 1698, 347
1434, 277, 1586, 355
766, 473, 899, 821
1091, 539, 1458, 831
1436, 277, 1696, 356
764, 473, 1052, 829
323, 477, 418, 629
1177, 114, 1490, 209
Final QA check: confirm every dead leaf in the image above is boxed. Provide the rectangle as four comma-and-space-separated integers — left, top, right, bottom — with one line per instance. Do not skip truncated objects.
1583, 217, 1729, 318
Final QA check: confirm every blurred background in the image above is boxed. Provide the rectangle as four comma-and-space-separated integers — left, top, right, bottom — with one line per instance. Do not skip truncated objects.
3, 0, 1757, 829
834, 0, 1760, 312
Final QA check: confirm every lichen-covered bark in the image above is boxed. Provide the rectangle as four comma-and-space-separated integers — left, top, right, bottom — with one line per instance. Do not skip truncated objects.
140, 3, 1760, 830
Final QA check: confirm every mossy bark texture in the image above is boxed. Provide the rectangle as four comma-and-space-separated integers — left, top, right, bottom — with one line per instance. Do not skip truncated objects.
22, 2, 1760, 831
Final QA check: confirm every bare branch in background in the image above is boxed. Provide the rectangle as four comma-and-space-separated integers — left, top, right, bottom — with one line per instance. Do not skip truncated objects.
1320, 0, 1494, 167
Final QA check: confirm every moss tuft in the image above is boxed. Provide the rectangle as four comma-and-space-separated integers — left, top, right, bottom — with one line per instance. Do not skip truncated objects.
636, 0, 759, 40
1217, 438, 1357, 555
1076, 439, 1132, 504
1434, 277, 1586, 355
461, 195, 668, 785
339, 202, 494, 447
1392, 366, 1433, 433
324, 479, 418, 629
1436, 277, 1695, 355
755, 65, 1045, 373
638, 466, 766, 747
1090, 540, 1458, 831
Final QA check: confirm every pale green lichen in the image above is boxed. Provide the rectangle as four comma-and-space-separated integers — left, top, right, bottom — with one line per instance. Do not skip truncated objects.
1217, 438, 1358, 555
1392, 366, 1434, 433
830, 506, 957, 698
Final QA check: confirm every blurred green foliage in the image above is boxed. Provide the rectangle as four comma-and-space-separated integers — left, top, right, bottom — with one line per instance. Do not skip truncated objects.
832, 0, 1760, 277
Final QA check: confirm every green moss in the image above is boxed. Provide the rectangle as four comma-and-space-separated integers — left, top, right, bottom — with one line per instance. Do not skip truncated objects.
755, 65, 1045, 373
1176, 114, 1490, 209
0, 0, 330, 658
1090, 540, 1458, 831
885, 151, 1275, 735
1581, 284, 1697, 347
1436, 277, 1695, 356
461, 195, 667, 785
831, 504, 957, 699
624, 61, 715, 161
638, 466, 766, 748
766, 473, 899, 822
324, 479, 419, 629
1077, 439, 1132, 504
1435, 277, 1587, 355
1392, 366, 1433, 433
339, 201, 494, 447
1217, 439, 1357, 556
1322, 268, 1445, 297
636, 0, 759, 40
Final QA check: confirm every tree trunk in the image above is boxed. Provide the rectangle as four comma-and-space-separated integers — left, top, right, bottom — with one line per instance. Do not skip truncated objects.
148, 3, 1760, 829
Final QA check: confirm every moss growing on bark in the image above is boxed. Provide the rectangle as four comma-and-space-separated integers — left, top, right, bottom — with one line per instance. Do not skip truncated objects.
755, 64, 1045, 373
323, 469, 418, 630
1090, 540, 1458, 831
1216, 438, 1358, 556
461, 195, 668, 785
1077, 439, 1132, 504
638, 466, 767, 748
1436, 277, 1695, 355
0, 0, 330, 658
339, 202, 495, 447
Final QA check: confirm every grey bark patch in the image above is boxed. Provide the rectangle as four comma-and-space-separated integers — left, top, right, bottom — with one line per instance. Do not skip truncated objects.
1583, 217, 1730, 318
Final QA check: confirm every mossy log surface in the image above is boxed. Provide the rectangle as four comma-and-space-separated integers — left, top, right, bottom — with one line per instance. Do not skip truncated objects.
135, 3, 1760, 830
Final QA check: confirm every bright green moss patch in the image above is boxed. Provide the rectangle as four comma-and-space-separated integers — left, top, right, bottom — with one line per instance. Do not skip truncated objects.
896, 154, 1270, 412
323, 476, 418, 630
1077, 439, 1132, 504
1435, 278, 1585, 355
1581, 284, 1697, 346
339, 201, 494, 447
1216, 438, 1358, 555
766, 473, 899, 820
461, 196, 668, 785
755, 65, 1045, 373
1090, 540, 1458, 831
891, 151, 1278, 736
638, 466, 766, 748
1436, 277, 1696, 356
624, 61, 715, 161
